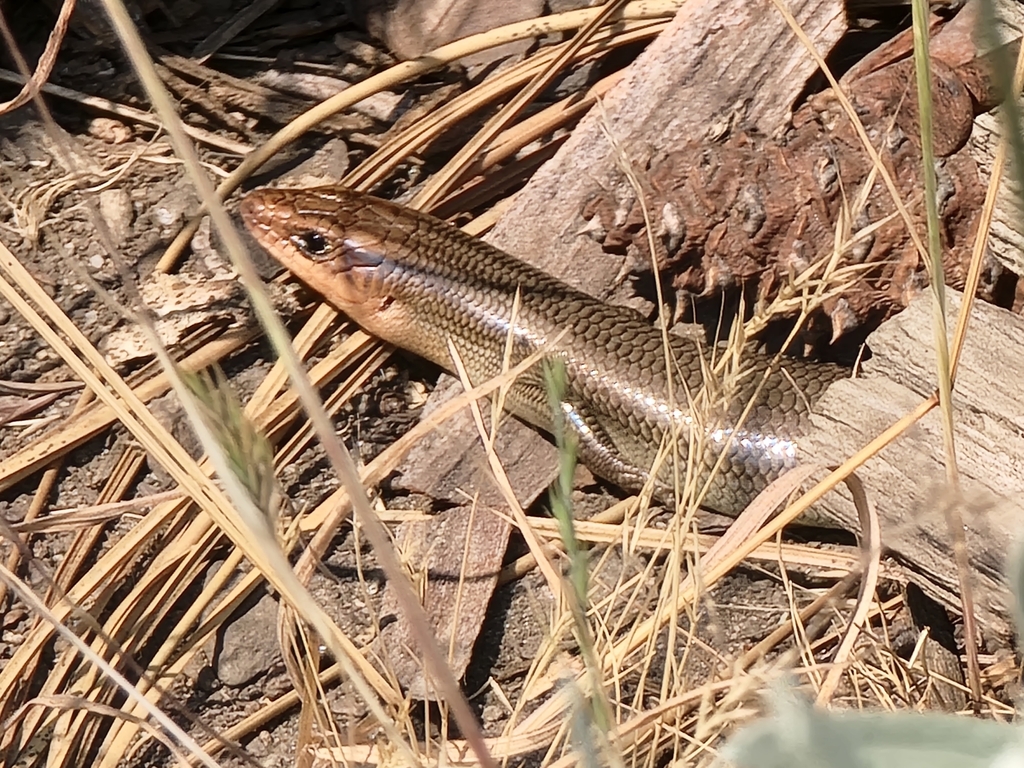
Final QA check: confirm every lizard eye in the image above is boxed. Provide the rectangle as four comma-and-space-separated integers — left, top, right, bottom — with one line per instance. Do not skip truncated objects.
291, 231, 329, 256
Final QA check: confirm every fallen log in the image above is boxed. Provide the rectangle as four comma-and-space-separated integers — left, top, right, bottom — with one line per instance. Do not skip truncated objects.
803, 288, 1023, 638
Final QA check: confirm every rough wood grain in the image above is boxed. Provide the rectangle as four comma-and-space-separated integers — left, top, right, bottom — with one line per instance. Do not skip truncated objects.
966, 0, 1024, 278
801, 288, 1023, 637
378, 377, 553, 695
392, 376, 554, 507
376, 499, 514, 700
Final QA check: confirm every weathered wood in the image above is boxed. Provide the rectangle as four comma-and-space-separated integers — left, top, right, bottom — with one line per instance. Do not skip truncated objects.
391, 376, 554, 507
966, 0, 1024, 278
802, 288, 1023, 637
378, 379, 552, 696
376, 501, 514, 700
973, 110, 1024, 275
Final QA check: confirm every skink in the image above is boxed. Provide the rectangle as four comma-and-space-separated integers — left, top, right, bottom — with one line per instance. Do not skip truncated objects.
239, 186, 846, 514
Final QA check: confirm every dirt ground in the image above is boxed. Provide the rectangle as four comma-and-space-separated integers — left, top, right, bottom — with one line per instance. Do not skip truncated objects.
0, 2, 1019, 767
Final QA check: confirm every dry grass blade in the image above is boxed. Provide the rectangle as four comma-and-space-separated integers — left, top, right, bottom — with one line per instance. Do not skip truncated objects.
11, 491, 182, 534
0, 0, 74, 115
446, 340, 566, 600
0, 328, 255, 495
0, 559, 223, 768
0, 69, 252, 154
907, 0, 981, 706
0, 389, 88, 608
347, 28, 650, 193
814, 473, 882, 704
412, 0, 632, 208
246, 305, 353, 417
503, 516, 883, 582
181, 367, 279, 520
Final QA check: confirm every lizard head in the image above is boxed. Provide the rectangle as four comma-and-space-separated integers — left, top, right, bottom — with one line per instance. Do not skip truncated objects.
240, 186, 407, 325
